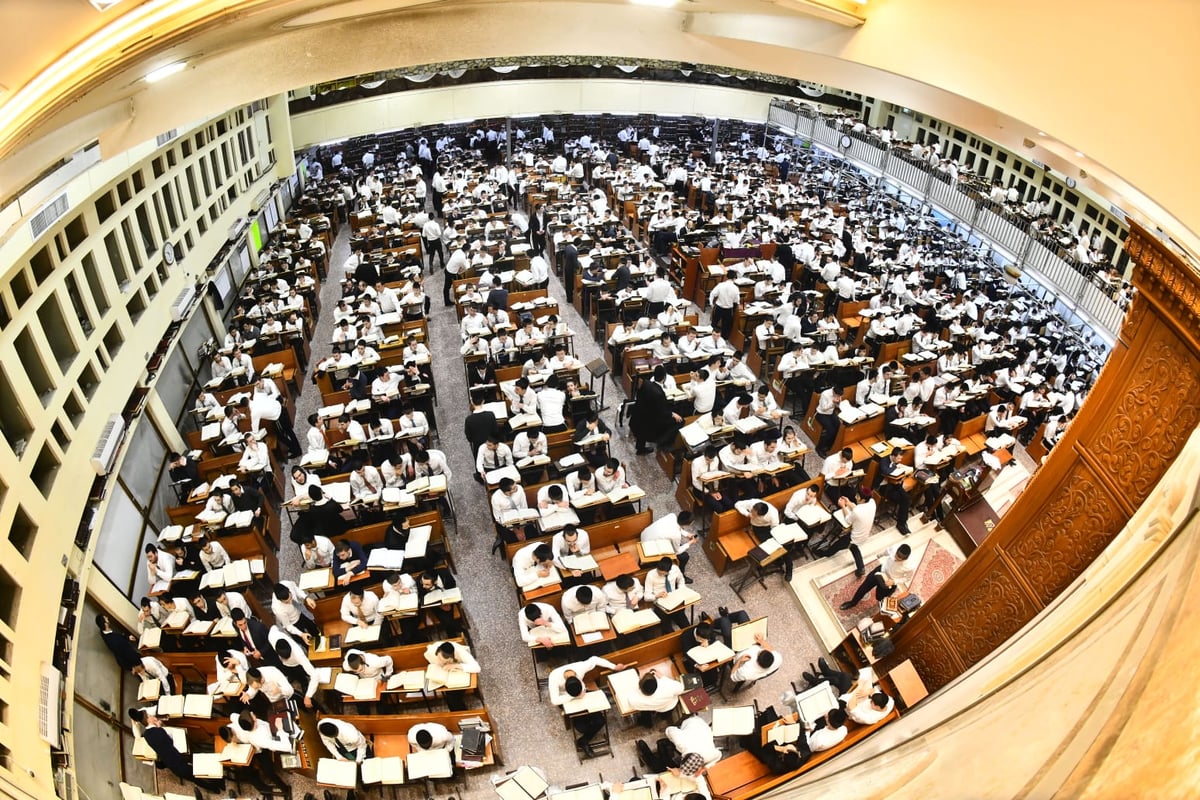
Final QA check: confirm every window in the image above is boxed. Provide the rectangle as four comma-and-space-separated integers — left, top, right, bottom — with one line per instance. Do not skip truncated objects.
81, 253, 110, 315
31, 443, 60, 496
13, 329, 54, 406
8, 507, 36, 560
0, 365, 33, 453
36, 294, 78, 370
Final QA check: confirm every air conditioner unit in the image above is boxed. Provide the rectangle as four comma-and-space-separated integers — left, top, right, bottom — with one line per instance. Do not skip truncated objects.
90, 414, 125, 475
39, 663, 62, 748
170, 284, 197, 321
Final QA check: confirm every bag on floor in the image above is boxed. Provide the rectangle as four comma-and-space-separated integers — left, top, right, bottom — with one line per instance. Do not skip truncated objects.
636, 739, 666, 774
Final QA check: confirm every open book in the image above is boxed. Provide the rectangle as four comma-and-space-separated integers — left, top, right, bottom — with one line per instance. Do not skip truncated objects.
334, 672, 381, 701
572, 610, 610, 635
317, 758, 358, 789
611, 608, 659, 634
361, 756, 405, 785
562, 690, 611, 716
711, 705, 756, 737
377, 591, 416, 617
385, 670, 427, 692
298, 568, 333, 592
343, 625, 383, 646
687, 640, 735, 665
656, 586, 701, 611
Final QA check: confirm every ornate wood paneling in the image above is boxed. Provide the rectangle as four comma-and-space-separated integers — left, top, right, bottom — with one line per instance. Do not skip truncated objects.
1003, 461, 1128, 606
936, 554, 1040, 669
1078, 331, 1200, 508
889, 222, 1200, 692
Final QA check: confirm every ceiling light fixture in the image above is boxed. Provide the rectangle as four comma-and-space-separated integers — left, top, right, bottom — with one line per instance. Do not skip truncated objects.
88, 0, 124, 10
145, 61, 187, 83
1075, 151, 1085, 158
1037, 131, 1047, 137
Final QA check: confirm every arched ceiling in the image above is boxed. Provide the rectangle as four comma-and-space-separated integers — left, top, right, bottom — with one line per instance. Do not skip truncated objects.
1, 0, 1197, 260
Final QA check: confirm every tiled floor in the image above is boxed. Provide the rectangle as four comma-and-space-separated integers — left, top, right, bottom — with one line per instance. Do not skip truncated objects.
156, 214, 1036, 800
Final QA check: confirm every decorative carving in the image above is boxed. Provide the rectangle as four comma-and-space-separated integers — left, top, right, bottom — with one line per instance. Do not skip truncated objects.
940, 561, 1039, 669
1005, 466, 1127, 605
901, 624, 962, 693
1084, 336, 1200, 506
1126, 223, 1200, 337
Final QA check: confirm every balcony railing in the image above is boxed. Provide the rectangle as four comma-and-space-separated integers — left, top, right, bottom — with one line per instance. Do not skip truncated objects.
766, 99, 1127, 340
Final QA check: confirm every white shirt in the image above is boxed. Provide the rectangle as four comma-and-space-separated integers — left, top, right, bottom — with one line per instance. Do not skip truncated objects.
320, 718, 370, 762
340, 591, 382, 626
548, 656, 618, 706
519, 602, 567, 644
729, 644, 782, 683
626, 675, 685, 713
560, 584, 611, 623
640, 513, 694, 554
644, 564, 686, 598
341, 648, 393, 679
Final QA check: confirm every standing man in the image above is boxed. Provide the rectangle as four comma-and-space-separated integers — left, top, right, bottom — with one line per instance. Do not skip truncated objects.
709, 272, 741, 340
561, 234, 580, 305
443, 239, 467, 307
813, 385, 843, 457
422, 215, 444, 271
630, 365, 682, 455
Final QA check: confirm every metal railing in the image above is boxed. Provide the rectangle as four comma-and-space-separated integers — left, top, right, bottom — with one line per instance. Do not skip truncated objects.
766, 99, 1127, 340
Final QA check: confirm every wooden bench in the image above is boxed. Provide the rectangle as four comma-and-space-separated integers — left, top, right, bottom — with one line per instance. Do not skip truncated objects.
702, 476, 823, 576
316, 707, 501, 765
252, 348, 304, 396
704, 708, 900, 800
953, 413, 988, 456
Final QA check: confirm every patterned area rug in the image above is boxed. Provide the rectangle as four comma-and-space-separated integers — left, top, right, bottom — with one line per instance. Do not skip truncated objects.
818, 540, 964, 631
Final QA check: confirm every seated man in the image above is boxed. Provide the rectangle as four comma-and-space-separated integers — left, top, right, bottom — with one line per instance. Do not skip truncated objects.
665, 715, 722, 774
423, 640, 481, 711
340, 584, 382, 628
644, 556, 690, 630
342, 648, 394, 680
518, 602, 568, 648
603, 573, 645, 612
408, 722, 456, 751
728, 632, 783, 688
560, 584, 612, 625
805, 707, 848, 753
741, 706, 812, 774
512, 542, 556, 590
333, 539, 368, 585
548, 655, 628, 756
492, 477, 537, 545
840, 543, 914, 610
319, 718, 372, 762
624, 669, 685, 727
733, 499, 780, 543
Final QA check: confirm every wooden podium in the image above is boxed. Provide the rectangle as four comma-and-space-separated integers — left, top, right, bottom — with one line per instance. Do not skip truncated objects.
943, 498, 999, 557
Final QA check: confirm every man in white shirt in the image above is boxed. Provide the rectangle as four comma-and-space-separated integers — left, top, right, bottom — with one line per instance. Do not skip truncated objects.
422, 217, 445, 269
729, 633, 783, 686
644, 556, 690, 630
340, 585, 382, 628
806, 708, 848, 752
511, 542, 556, 589
813, 487, 877, 576
603, 574, 644, 611
560, 584, 611, 625
548, 655, 628, 755
270, 581, 319, 643
624, 670, 685, 726
319, 718, 371, 762
519, 602, 567, 648
665, 715, 723, 771
424, 640, 481, 710
492, 477, 536, 545
537, 376, 568, 432
551, 525, 592, 574
840, 542, 914, 609
640, 512, 697, 577
409, 722, 456, 752
342, 647, 393, 680
269, 632, 321, 709
477, 438, 514, 480
709, 273, 741, 339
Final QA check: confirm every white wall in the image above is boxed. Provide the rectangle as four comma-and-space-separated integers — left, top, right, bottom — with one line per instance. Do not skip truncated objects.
290, 79, 777, 149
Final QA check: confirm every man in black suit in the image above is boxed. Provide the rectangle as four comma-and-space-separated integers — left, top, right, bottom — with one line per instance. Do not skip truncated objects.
631, 365, 682, 454
230, 609, 282, 669
486, 276, 509, 312
561, 235, 580, 304
138, 709, 225, 793
96, 614, 141, 671
289, 486, 349, 544
464, 390, 499, 463
529, 204, 547, 257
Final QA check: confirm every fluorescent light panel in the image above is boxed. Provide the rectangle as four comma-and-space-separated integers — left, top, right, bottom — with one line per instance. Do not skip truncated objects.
145, 61, 187, 83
